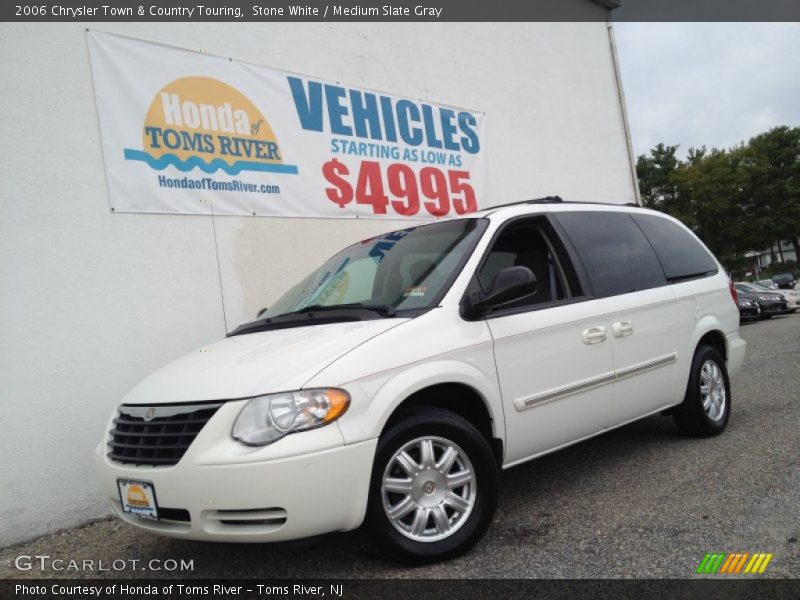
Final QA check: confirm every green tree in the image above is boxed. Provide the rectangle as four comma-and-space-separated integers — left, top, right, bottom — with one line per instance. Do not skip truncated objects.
637, 128, 800, 269
636, 143, 680, 209
670, 146, 750, 263
740, 126, 800, 260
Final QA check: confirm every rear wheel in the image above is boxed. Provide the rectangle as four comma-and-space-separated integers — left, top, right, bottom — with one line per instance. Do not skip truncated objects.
673, 345, 731, 437
364, 408, 499, 564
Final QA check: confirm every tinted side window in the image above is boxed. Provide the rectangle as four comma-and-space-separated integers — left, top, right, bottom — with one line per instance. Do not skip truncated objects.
554, 211, 666, 298
630, 213, 718, 281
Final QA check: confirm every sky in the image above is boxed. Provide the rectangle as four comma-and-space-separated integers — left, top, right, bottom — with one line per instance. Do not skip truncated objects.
613, 23, 800, 160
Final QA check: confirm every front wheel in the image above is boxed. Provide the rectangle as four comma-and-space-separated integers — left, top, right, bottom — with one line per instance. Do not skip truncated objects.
364, 408, 499, 564
673, 345, 731, 437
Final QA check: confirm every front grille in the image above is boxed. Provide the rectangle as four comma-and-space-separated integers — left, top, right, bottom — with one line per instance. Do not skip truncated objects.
107, 402, 223, 466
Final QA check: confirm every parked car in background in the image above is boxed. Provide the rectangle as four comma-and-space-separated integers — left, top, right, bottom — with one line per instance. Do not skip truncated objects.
778, 287, 800, 312
745, 282, 799, 313
772, 272, 797, 289
734, 282, 789, 318
737, 298, 761, 322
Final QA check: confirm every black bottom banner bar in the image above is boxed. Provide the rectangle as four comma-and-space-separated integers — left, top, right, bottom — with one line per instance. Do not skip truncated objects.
3, 579, 800, 600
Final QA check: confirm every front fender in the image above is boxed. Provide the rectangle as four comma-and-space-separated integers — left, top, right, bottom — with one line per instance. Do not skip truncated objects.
334, 357, 504, 447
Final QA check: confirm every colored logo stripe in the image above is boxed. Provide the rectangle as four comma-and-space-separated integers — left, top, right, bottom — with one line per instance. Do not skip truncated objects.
124, 149, 299, 175
697, 552, 773, 574
697, 553, 725, 573
745, 553, 773, 574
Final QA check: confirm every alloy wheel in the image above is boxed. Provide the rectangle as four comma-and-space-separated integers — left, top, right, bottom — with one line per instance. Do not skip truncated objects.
700, 359, 726, 421
381, 436, 477, 542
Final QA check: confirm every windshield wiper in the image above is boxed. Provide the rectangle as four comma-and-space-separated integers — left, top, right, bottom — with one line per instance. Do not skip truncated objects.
227, 302, 397, 337
281, 303, 396, 317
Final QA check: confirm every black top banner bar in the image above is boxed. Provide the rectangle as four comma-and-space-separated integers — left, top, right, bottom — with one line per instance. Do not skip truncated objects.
3, 0, 800, 22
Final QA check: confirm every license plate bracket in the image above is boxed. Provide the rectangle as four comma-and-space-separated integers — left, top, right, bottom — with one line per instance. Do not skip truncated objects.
117, 479, 159, 520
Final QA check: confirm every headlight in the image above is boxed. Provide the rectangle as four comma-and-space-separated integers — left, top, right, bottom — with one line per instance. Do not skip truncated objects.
233, 388, 350, 446
739, 299, 753, 307
757, 295, 780, 301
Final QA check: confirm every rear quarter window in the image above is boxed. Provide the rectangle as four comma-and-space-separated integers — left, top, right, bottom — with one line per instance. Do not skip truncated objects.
554, 211, 666, 298
630, 213, 718, 281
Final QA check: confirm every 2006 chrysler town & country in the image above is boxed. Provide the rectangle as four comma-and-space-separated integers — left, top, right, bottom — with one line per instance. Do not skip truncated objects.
96, 198, 746, 563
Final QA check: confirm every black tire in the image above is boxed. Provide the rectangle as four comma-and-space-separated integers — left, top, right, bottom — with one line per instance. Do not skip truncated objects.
673, 345, 731, 437
364, 407, 499, 564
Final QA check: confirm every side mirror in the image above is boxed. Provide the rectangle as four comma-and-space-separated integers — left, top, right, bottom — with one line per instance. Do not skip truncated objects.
468, 266, 537, 313
256, 307, 268, 318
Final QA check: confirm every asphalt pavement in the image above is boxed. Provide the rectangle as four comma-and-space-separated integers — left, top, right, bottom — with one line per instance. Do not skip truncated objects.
2, 313, 798, 579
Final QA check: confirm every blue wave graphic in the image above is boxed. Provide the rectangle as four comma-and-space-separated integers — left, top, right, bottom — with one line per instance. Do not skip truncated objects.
124, 149, 299, 175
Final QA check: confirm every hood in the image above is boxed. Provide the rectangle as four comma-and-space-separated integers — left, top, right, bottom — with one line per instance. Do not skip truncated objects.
121, 319, 408, 405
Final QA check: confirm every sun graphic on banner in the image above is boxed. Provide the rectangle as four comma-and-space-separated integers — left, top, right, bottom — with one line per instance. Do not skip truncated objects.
124, 76, 298, 176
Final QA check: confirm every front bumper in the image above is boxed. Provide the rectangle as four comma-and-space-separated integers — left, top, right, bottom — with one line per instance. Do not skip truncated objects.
759, 300, 788, 315
738, 305, 760, 320
783, 295, 800, 310
95, 400, 377, 542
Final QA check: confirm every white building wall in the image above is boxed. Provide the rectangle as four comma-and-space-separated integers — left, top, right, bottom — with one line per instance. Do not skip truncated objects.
0, 19, 635, 545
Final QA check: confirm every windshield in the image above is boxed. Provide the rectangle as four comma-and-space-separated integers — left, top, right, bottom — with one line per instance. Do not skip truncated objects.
263, 219, 486, 319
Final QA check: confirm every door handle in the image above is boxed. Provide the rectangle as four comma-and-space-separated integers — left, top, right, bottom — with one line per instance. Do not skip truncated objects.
612, 321, 634, 338
581, 326, 607, 345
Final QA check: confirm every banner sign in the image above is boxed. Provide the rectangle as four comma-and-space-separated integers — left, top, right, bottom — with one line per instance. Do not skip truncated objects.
87, 31, 488, 219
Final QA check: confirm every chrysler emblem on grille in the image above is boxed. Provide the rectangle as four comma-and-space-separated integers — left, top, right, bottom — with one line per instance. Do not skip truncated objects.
144, 407, 156, 421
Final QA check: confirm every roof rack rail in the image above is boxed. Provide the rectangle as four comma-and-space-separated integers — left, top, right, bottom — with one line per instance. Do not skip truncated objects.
485, 196, 563, 210
485, 197, 645, 211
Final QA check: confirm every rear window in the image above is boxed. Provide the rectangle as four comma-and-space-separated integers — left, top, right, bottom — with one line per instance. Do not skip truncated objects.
630, 213, 718, 281
554, 211, 666, 298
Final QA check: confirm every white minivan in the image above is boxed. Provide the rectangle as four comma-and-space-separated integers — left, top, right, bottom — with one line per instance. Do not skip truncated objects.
96, 198, 746, 563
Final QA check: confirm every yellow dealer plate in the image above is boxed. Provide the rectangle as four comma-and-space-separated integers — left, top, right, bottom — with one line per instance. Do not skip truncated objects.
117, 479, 159, 520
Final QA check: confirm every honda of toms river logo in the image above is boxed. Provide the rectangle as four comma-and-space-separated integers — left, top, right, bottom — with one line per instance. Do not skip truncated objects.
125, 485, 150, 509
124, 76, 298, 176
696, 552, 774, 574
